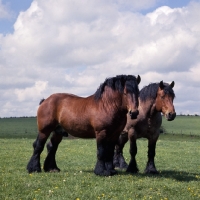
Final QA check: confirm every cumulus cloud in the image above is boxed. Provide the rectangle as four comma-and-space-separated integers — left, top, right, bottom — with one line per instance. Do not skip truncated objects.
14, 81, 48, 102
0, 0, 200, 117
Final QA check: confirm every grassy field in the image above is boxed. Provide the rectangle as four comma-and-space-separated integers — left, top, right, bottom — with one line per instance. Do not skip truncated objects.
0, 116, 200, 199
0, 117, 37, 139
0, 115, 200, 138
162, 115, 200, 136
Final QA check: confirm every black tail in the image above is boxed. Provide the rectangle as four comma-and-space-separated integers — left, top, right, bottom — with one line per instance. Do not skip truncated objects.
39, 98, 45, 105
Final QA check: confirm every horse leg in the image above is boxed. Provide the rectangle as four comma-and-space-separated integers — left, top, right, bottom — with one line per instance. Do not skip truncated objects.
46, 125, 68, 153
144, 137, 159, 174
43, 126, 64, 172
94, 138, 117, 176
113, 132, 129, 169
126, 129, 138, 173
105, 141, 118, 175
27, 133, 49, 173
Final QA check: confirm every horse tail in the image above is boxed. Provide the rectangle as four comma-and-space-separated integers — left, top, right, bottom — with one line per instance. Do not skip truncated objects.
39, 98, 45, 105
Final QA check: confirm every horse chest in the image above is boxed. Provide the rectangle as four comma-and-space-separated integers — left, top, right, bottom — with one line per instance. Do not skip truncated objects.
134, 117, 158, 138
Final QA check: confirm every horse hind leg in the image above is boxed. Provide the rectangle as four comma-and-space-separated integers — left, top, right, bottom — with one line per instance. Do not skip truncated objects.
43, 125, 65, 172
27, 134, 49, 173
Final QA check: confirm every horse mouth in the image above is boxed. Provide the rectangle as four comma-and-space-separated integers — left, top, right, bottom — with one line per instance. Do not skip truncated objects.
165, 112, 176, 121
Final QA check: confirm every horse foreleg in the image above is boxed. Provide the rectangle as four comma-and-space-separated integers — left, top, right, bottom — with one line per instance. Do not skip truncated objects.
94, 139, 117, 176
113, 132, 129, 169
27, 134, 47, 173
105, 142, 117, 175
43, 131, 63, 172
126, 130, 138, 173
144, 138, 159, 174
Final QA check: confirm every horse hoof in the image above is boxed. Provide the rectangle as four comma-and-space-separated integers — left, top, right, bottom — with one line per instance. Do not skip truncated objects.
44, 167, 60, 172
110, 169, 118, 176
27, 169, 42, 173
126, 167, 139, 174
144, 163, 159, 174
94, 169, 117, 176
113, 162, 120, 168
27, 164, 42, 173
49, 169, 61, 173
119, 163, 128, 170
126, 169, 139, 174
144, 170, 159, 174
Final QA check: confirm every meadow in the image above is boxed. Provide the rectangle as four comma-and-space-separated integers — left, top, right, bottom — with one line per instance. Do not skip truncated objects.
0, 116, 200, 199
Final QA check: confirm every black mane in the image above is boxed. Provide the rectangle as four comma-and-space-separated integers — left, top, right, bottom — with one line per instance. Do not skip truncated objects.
94, 75, 139, 100
139, 82, 175, 102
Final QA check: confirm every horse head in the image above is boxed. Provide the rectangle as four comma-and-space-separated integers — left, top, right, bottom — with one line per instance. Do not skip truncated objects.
155, 81, 176, 121
124, 75, 141, 119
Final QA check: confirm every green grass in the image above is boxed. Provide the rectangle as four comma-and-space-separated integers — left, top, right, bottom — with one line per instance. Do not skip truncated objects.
162, 115, 200, 136
0, 138, 200, 200
0, 117, 37, 139
0, 116, 200, 199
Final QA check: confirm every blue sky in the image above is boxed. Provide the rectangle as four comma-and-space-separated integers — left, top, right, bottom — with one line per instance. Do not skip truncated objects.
0, 0, 200, 117
0, 0, 32, 34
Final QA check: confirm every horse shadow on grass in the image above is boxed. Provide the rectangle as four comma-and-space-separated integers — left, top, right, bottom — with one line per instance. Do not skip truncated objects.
80, 169, 199, 182
117, 169, 199, 182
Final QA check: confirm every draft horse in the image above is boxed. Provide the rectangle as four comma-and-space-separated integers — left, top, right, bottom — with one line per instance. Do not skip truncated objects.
27, 75, 141, 176
113, 81, 176, 174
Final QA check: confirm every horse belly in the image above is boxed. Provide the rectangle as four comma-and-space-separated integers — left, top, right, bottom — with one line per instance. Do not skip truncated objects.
62, 122, 96, 139
68, 129, 96, 138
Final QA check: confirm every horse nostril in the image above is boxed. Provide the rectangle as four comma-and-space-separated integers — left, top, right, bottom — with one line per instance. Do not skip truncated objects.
129, 110, 139, 119
167, 112, 176, 121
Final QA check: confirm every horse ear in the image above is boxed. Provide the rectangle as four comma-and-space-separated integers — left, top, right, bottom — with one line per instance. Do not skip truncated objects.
170, 81, 175, 88
136, 75, 141, 85
159, 81, 165, 90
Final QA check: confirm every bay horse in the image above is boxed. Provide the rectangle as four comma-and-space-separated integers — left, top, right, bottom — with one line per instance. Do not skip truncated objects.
113, 81, 176, 174
27, 75, 141, 176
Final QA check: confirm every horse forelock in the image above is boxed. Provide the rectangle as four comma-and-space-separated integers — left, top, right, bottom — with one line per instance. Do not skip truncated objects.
125, 76, 139, 94
163, 83, 175, 98
94, 75, 139, 100
139, 82, 175, 102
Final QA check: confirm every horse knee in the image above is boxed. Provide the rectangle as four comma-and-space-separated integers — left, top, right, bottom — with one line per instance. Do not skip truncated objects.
119, 132, 128, 144
35, 144, 45, 154
33, 140, 37, 149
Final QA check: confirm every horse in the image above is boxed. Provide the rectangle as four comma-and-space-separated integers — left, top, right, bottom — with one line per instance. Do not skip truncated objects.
113, 81, 176, 174
27, 75, 141, 176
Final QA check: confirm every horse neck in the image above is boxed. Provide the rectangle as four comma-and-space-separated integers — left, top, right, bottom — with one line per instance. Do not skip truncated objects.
100, 91, 126, 113
139, 98, 158, 118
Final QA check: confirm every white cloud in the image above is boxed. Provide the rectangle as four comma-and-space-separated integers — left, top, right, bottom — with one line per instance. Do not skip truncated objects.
14, 81, 48, 102
0, 0, 200, 117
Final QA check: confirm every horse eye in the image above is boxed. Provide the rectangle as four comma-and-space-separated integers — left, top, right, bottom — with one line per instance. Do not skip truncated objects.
161, 95, 165, 99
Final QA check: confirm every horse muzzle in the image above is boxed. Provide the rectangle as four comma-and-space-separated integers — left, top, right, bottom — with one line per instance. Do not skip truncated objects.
165, 112, 176, 121
129, 110, 139, 119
